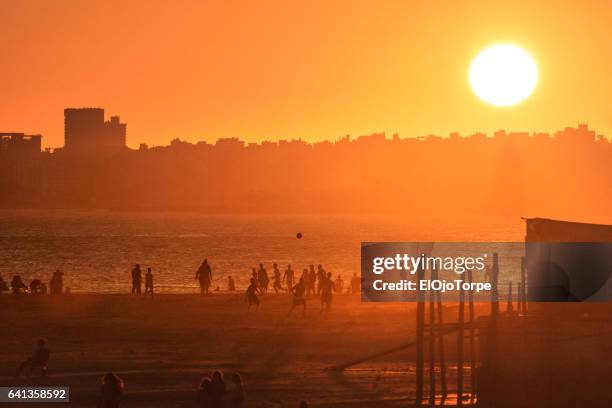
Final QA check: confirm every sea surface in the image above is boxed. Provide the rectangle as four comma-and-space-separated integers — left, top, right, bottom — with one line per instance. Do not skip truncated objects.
0, 210, 566, 293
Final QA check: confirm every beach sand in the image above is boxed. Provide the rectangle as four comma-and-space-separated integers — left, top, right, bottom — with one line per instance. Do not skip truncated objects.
0, 293, 485, 407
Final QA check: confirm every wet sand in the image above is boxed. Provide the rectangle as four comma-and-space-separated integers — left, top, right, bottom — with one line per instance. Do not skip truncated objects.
0, 293, 453, 407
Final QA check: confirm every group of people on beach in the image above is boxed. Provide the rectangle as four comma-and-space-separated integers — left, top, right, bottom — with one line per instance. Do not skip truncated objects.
244, 263, 361, 315
130, 264, 154, 296
0, 270, 65, 296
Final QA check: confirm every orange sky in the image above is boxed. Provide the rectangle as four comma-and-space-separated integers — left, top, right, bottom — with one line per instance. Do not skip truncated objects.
2, 0, 612, 148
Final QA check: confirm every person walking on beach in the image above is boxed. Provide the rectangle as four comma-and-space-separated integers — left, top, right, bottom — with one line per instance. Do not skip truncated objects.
316, 264, 326, 295
50, 270, 64, 295
257, 264, 269, 294
15, 338, 50, 379
334, 274, 344, 293
11, 275, 27, 295
307, 265, 316, 296
349, 272, 361, 294
144, 267, 154, 296
288, 277, 307, 316
131, 264, 142, 295
320, 272, 334, 313
210, 370, 226, 408
196, 259, 213, 295
229, 372, 245, 408
228, 275, 236, 292
272, 263, 282, 294
283, 264, 294, 291
246, 278, 261, 313
98, 372, 124, 408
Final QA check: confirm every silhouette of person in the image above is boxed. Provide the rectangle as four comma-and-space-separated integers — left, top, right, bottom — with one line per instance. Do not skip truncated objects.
11, 275, 27, 295
228, 276, 236, 292
196, 259, 213, 295
288, 277, 307, 316
321, 272, 334, 313
316, 264, 326, 295
131, 264, 142, 295
98, 372, 124, 408
229, 372, 245, 408
272, 263, 282, 294
257, 264, 269, 294
29, 279, 43, 294
334, 275, 344, 293
308, 265, 316, 296
197, 376, 213, 407
50, 270, 64, 295
246, 278, 261, 313
0, 274, 8, 294
210, 370, 226, 408
283, 264, 294, 291
15, 338, 50, 379
350, 272, 360, 294
145, 267, 154, 296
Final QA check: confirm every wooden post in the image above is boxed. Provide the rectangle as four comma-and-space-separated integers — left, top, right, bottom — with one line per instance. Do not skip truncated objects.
429, 268, 436, 407
488, 253, 500, 407
457, 279, 465, 407
468, 268, 476, 405
416, 263, 425, 407
507, 282, 514, 313
434, 267, 447, 404
520, 256, 527, 314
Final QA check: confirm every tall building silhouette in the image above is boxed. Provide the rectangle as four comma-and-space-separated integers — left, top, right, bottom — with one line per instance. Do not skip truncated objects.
64, 108, 126, 153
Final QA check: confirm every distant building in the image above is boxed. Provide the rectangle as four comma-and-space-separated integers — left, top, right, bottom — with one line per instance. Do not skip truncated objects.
64, 108, 126, 153
0, 133, 42, 157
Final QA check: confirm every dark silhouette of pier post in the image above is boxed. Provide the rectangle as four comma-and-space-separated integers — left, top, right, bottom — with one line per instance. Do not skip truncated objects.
457, 279, 465, 407
520, 256, 527, 314
507, 282, 514, 313
434, 267, 448, 404
468, 268, 476, 405
428, 268, 436, 406
416, 263, 425, 407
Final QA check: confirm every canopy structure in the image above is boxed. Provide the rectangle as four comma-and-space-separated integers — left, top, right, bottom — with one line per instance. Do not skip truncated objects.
525, 217, 612, 242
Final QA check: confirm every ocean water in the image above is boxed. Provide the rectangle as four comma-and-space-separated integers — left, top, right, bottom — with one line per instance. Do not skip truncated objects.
0, 211, 527, 293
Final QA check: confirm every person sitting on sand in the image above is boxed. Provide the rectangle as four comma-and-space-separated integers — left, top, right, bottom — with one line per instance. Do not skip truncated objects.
15, 338, 50, 379
197, 376, 213, 407
0, 274, 9, 294
50, 270, 64, 295
320, 272, 334, 313
11, 275, 27, 295
98, 372, 124, 408
288, 277, 307, 316
283, 264, 294, 291
196, 259, 213, 295
131, 264, 142, 295
144, 267, 154, 296
210, 371, 226, 408
229, 372, 245, 408
272, 263, 282, 294
29, 279, 43, 294
246, 278, 261, 313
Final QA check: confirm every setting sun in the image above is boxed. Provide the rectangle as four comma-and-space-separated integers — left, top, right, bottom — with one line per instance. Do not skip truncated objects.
469, 44, 538, 107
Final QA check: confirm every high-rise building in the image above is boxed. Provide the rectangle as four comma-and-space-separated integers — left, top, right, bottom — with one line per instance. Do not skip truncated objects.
0, 133, 42, 157
64, 108, 126, 153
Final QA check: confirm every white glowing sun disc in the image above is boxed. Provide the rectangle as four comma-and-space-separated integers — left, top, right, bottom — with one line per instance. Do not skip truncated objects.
469, 44, 538, 107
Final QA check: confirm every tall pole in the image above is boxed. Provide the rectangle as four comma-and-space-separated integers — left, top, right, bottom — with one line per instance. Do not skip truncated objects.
429, 268, 436, 406
416, 263, 425, 407
434, 267, 447, 404
457, 279, 465, 407
468, 268, 476, 405
520, 256, 527, 314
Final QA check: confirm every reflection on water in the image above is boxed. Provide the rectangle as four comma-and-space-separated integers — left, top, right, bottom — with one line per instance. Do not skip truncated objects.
0, 211, 525, 293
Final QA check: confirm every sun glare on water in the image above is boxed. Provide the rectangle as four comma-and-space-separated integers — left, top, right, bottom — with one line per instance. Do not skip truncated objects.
469, 44, 538, 107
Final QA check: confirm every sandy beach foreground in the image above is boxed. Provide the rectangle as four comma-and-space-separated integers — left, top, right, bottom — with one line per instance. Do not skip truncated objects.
0, 293, 477, 407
